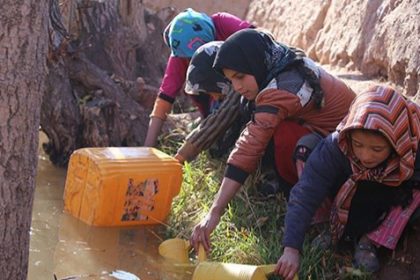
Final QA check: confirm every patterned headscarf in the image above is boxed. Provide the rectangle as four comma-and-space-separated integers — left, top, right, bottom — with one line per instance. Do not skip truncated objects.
330, 85, 420, 242
167, 8, 215, 58
213, 29, 300, 91
185, 41, 233, 96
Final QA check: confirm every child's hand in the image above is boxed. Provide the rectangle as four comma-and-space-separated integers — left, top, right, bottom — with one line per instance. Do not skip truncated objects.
275, 247, 300, 280
190, 212, 221, 254
174, 153, 185, 164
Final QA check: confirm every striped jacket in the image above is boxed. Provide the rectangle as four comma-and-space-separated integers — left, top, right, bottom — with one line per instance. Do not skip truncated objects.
225, 66, 356, 184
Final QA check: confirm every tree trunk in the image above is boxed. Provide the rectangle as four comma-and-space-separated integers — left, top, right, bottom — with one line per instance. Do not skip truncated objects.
41, 0, 174, 166
0, 0, 49, 278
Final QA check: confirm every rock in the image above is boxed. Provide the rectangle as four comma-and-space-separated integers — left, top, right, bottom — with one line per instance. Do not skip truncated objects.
247, 0, 420, 98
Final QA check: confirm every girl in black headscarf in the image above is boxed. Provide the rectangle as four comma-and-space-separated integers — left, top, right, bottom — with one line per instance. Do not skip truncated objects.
213, 29, 323, 108
190, 29, 356, 257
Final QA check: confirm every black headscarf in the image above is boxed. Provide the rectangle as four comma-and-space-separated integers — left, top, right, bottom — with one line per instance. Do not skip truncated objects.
213, 29, 324, 108
185, 41, 233, 96
213, 29, 300, 91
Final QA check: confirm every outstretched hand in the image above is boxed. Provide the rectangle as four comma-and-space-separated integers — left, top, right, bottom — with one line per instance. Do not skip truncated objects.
190, 212, 221, 254
275, 247, 300, 280
174, 153, 185, 164
190, 177, 241, 256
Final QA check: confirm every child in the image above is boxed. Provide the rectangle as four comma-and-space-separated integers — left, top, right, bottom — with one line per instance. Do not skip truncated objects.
177, 41, 318, 195
174, 41, 247, 163
190, 29, 356, 253
144, 8, 254, 147
276, 86, 420, 279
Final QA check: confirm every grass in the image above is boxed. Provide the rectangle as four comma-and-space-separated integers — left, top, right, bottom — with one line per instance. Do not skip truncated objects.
159, 140, 373, 279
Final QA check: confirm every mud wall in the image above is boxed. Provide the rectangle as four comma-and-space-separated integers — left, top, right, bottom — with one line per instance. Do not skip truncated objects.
246, 0, 420, 98
143, 0, 251, 19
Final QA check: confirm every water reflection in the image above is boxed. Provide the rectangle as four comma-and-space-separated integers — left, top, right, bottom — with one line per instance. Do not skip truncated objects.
29, 139, 192, 280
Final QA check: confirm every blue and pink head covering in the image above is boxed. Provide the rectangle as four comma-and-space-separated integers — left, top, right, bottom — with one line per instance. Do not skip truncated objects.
164, 8, 215, 58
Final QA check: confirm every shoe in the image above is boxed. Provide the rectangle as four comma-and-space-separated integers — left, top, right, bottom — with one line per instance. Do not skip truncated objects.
353, 239, 380, 273
256, 168, 280, 196
311, 231, 332, 250
257, 177, 280, 196
256, 168, 293, 197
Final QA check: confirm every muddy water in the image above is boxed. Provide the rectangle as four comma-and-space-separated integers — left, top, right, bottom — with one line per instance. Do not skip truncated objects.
28, 140, 193, 280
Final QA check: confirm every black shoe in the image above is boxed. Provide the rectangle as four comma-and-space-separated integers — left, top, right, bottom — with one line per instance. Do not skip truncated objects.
256, 168, 282, 196
353, 240, 380, 273
311, 231, 332, 250
258, 177, 281, 196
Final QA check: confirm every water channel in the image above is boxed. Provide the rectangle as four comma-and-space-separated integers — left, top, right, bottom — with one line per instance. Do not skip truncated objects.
28, 135, 192, 280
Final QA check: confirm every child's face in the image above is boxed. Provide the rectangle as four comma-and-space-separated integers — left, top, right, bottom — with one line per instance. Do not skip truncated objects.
350, 130, 392, 168
222, 68, 258, 100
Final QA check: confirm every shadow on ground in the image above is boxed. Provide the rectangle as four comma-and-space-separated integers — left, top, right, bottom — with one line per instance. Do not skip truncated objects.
376, 226, 420, 280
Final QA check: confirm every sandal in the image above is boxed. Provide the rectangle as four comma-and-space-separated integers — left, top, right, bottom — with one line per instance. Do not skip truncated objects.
353, 239, 380, 273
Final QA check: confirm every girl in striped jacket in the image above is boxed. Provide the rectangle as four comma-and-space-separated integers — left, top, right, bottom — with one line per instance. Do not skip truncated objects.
277, 86, 420, 278
190, 29, 356, 257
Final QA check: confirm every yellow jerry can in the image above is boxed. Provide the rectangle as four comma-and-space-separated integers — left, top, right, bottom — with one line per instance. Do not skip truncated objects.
63, 147, 182, 226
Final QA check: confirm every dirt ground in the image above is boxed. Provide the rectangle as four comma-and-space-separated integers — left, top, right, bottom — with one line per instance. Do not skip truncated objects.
376, 226, 420, 280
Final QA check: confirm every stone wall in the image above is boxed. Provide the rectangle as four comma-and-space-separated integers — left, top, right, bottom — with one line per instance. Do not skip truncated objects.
246, 0, 420, 98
